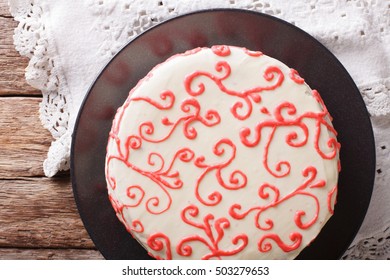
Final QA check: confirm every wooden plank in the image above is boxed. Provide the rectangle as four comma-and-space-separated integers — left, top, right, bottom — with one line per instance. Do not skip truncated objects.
0, 248, 104, 260
0, 0, 11, 17
0, 0, 104, 260
0, 177, 96, 249
0, 16, 41, 96
0, 97, 51, 178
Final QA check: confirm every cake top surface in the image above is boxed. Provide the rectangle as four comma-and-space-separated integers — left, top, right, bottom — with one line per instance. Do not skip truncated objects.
105, 45, 340, 260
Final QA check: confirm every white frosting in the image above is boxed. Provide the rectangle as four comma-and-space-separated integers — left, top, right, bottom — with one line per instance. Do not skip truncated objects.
105, 46, 340, 259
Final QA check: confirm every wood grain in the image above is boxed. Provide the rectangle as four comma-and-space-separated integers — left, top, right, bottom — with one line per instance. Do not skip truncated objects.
0, 97, 51, 178
0, 177, 96, 249
0, 0, 104, 260
0, 14, 41, 96
0, 249, 104, 260
0, 0, 11, 17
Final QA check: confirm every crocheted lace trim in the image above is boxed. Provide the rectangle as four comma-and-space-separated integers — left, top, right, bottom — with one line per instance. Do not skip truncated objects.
10, 0, 71, 176
343, 226, 390, 260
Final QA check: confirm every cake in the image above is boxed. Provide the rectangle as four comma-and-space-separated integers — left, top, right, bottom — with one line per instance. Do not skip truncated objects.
105, 45, 340, 260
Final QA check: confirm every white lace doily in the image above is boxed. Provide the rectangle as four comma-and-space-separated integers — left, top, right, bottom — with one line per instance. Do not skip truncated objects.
8, 0, 390, 259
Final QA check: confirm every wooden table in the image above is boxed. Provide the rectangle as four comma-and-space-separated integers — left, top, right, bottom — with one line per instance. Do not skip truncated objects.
0, 0, 103, 260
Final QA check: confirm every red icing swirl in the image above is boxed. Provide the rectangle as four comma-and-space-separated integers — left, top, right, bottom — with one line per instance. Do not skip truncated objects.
177, 205, 248, 259
136, 98, 221, 143
258, 232, 302, 253
229, 166, 326, 232
131, 90, 176, 110
289, 69, 305, 84
147, 233, 172, 260
240, 99, 339, 178
184, 61, 284, 120
211, 45, 231, 56
193, 139, 247, 206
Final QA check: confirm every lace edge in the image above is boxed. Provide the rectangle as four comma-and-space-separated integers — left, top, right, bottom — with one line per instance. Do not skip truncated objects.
42, 131, 71, 177
342, 224, 390, 260
359, 77, 390, 117
9, 0, 72, 177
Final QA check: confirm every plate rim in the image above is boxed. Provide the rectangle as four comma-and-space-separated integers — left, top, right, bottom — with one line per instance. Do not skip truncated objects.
70, 8, 376, 260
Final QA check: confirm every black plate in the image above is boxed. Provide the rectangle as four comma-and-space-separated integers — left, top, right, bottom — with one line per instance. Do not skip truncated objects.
71, 9, 375, 260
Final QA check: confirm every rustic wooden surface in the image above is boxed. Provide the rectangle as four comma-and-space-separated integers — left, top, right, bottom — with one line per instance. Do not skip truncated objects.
0, 0, 104, 259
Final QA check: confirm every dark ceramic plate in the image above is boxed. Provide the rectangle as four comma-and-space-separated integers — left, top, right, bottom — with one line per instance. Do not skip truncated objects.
70, 9, 375, 260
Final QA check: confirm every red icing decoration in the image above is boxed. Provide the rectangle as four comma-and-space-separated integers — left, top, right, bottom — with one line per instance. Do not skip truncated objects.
136, 98, 221, 142
131, 90, 175, 110
289, 69, 305, 84
258, 232, 302, 253
260, 107, 270, 115
126, 185, 145, 207
229, 166, 325, 231
177, 205, 248, 259
184, 61, 284, 120
147, 233, 172, 260
193, 139, 247, 206
211, 45, 231, 56
106, 146, 197, 214
243, 48, 263, 57
327, 185, 338, 214
130, 219, 144, 233
240, 98, 339, 178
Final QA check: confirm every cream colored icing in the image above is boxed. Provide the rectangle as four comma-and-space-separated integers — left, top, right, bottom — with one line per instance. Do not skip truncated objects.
105, 46, 340, 259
